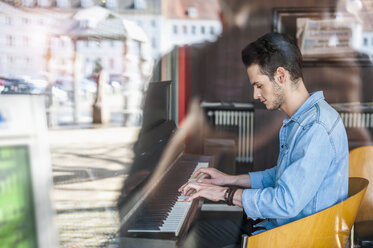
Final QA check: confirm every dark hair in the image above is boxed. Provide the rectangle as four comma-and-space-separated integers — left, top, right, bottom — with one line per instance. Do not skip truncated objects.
241, 32, 303, 82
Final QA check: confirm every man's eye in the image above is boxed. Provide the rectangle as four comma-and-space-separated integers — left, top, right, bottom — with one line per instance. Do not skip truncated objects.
257, 85, 262, 89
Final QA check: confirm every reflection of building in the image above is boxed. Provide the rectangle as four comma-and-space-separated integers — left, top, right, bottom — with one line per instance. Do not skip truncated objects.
116, 0, 222, 60
0, 2, 61, 78
3, 0, 222, 62
114, 0, 164, 61
0, 1, 152, 86
66, 6, 152, 84
161, 0, 222, 56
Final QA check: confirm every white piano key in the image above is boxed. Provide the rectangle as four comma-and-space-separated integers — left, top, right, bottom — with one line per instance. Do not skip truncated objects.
129, 162, 209, 235
159, 162, 209, 235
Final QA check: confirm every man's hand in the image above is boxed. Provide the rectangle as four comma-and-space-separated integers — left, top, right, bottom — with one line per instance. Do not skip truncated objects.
178, 182, 227, 202
192, 168, 232, 186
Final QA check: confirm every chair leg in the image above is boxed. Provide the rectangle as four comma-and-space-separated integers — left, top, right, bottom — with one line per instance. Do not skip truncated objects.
350, 225, 354, 248
241, 234, 248, 248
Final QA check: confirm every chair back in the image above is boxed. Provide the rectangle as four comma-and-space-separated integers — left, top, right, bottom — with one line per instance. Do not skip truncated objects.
242, 177, 368, 248
349, 145, 373, 222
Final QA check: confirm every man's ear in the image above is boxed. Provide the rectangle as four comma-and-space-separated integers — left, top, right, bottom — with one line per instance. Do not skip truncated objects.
275, 67, 287, 85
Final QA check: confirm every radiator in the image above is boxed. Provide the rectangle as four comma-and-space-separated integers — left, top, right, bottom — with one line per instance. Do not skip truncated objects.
207, 110, 254, 163
340, 112, 373, 129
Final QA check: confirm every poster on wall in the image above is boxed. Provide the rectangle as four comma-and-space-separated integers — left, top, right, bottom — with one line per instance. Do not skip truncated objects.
273, 8, 371, 66
296, 17, 356, 57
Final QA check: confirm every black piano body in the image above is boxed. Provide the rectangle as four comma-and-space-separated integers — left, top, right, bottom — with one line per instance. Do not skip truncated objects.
117, 81, 215, 247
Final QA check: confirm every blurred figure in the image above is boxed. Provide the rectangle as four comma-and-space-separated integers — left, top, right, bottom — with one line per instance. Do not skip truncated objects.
92, 59, 110, 124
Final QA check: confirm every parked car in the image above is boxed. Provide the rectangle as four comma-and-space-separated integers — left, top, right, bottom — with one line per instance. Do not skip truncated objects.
0, 77, 41, 94
0, 78, 5, 93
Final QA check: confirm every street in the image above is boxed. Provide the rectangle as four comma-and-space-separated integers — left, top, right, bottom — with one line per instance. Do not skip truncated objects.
49, 126, 140, 247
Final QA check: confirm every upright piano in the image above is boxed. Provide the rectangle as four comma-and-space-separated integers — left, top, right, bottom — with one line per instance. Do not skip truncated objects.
117, 82, 216, 247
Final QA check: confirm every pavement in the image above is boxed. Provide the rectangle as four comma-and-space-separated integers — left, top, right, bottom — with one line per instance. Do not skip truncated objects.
48, 126, 140, 248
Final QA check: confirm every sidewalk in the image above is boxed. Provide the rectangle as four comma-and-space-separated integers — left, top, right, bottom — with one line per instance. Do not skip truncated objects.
48, 126, 140, 247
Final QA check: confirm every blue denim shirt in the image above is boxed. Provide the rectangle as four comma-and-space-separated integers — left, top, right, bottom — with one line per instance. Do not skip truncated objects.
242, 91, 349, 230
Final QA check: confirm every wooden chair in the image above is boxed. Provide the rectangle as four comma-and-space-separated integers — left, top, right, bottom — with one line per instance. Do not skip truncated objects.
349, 146, 373, 247
241, 177, 368, 248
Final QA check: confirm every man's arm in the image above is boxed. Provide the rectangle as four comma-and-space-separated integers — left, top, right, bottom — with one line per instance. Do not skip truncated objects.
189, 166, 277, 189
178, 167, 277, 206
249, 167, 277, 189
241, 124, 334, 219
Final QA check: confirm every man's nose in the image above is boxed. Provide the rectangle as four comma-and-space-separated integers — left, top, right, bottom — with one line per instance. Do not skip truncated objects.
253, 88, 259, 100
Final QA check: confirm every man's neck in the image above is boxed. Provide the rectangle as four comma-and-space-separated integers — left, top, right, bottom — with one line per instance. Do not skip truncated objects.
280, 80, 310, 117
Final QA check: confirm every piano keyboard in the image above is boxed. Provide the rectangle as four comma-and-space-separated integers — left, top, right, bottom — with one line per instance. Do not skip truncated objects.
127, 161, 209, 236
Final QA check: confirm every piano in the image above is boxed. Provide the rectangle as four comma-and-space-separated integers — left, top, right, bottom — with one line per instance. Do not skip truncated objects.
117, 82, 215, 246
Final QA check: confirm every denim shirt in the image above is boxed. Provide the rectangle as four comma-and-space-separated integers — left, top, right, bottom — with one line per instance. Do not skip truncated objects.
242, 91, 349, 230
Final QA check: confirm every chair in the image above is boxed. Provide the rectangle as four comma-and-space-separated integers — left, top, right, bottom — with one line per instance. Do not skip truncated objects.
349, 146, 373, 247
241, 177, 368, 248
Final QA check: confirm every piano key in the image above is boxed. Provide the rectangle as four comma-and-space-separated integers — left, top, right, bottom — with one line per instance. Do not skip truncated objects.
128, 161, 209, 235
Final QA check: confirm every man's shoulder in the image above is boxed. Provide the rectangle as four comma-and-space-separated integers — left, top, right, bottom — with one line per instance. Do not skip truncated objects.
298, 100, 340, 132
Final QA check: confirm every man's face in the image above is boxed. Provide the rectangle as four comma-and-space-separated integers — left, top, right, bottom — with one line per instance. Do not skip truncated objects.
247, 64, 285, 110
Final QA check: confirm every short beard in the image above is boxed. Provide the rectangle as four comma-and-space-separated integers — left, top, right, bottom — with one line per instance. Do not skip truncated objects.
267, 80, 285, 110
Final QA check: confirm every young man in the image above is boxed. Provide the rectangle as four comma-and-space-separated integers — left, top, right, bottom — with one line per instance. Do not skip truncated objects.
179, 32, 349, 232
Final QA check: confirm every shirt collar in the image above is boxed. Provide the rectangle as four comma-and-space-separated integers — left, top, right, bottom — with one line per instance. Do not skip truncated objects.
282, 91, 324, 125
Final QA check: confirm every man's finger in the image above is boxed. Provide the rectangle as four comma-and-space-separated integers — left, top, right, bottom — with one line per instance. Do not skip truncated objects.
182, 182, 198, 195
178, 183, 187, 192
193, 168, 211, 179
185, 188, 196, 196
186, 191, 202, 202
198, 178, 212, 184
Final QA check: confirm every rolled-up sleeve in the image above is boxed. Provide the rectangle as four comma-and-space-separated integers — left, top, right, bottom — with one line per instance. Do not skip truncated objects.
249, 166, 277, 189
242, 123, 334, 219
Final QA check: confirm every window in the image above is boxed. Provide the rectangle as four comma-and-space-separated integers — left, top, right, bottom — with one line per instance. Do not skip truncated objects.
5, 17, 12, 25
105, 0, 117, 8
81, 0, 93, 8
86, 41, 89, 48
23, 36, 29, 47
152, 37, 156, 49
183, 25, 187, 34
57, 0, 69, 8
187, 7, 198, 17
151, 20, 156, 28
25, 57, 30, 64
109, 58, 115, 70
7, 35, 14, 47
134, 0, 146, 9
191, 25, 196, 35
173, 25, 178, 34
110, 41, 115, 47
201, 26, 205, 34
22, 18, 29, 25
363, 37, 368, 46
22, 0, 34, 7
210, 26, 215, 35
8, 56, 14, 64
